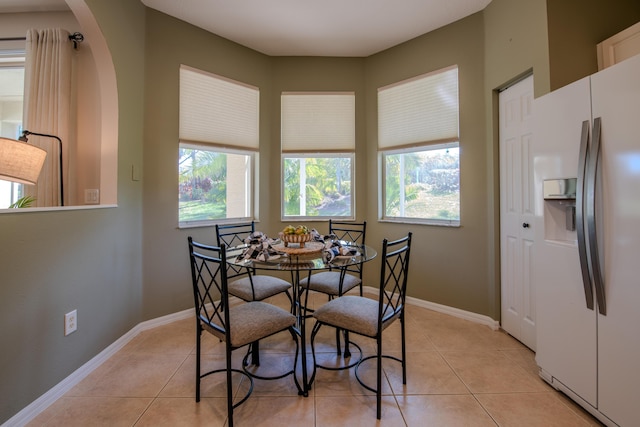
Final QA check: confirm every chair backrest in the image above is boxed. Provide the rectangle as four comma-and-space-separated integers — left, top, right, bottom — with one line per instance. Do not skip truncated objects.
329, 219, 367, 277
377, 232, 412, 326
188, 237, 231, 342
215, 221, 257, 278
215, 221, 256, 248
329, 219, 366, 246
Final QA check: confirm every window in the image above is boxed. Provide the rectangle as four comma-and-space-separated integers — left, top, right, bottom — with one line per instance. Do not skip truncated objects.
179, 144, 253, 222
178, 65, 258, 226
281, 92, 355, 220
282, 154, 353, 217
383, 143, 459, 221
378, 66, 460, 226
0, 49, 25, 208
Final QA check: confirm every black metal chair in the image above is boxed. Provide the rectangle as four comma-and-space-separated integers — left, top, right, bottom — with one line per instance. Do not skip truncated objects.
217, 221, 294, 367
188, 237, 301, 427
299, 220, 366, 358
215, 221, 292, 303
300, 219, 366, 298
309, 232, 412, 420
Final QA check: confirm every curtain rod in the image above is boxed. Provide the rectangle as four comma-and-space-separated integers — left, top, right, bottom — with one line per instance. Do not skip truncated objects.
0, 32, 84, 48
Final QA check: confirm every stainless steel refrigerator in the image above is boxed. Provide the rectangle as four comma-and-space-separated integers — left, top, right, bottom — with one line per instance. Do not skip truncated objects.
533, 53, 640, 427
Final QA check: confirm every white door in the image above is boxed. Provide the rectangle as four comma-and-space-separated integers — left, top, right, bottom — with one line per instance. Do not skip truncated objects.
499, 75, 536, 350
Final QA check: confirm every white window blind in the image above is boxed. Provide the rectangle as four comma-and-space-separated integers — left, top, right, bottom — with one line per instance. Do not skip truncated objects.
180, 65, 259, 150
378, 65, 459, 149
281, 92, 355, 152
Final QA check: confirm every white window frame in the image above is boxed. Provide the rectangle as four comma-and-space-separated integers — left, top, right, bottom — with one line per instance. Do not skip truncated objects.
378, 65, 460, 226
379, 142, 460, 226
178, 142, 256, 228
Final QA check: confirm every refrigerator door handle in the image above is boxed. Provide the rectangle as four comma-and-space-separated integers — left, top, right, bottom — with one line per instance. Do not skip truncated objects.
576, 120, 595, 310
587, 117, 607, 315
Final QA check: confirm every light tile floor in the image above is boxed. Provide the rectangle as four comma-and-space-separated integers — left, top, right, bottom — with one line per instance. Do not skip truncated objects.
27, 293, 604, 426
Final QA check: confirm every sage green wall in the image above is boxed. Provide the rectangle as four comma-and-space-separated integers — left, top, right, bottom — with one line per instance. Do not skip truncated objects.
142, 9, 274, 319
547, 0, 640, 91
365, 12, 492, 315
485, 0, 550, 97
142, 15, 368, 316
141, 12, 494, 317
483, 0, 550, 317
0, 0, 146, 423
140, 2, 554, 323
268, 57, 367, 233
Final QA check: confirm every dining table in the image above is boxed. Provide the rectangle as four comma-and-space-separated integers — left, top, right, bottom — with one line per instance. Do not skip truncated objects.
225, 238, 377, 396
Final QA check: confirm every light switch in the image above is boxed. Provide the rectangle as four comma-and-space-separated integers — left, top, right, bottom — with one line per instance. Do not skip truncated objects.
132, 164, 141, 181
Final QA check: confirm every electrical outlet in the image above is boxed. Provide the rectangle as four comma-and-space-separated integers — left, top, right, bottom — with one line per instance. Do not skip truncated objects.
65, 310, 77, 336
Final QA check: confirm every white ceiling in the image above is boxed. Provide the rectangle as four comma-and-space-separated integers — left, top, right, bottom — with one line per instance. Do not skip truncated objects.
141, 0, 492, 57
0, 0, 492, 56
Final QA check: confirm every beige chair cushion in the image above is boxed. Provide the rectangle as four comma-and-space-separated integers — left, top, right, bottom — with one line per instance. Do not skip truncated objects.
205, 301, 296, 348
228, 275, 291, 301
312, 295, 398, 338
300, 271, 360, 296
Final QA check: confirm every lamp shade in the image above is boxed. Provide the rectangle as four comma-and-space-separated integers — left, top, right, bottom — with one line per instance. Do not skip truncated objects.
0, 137, 47, 185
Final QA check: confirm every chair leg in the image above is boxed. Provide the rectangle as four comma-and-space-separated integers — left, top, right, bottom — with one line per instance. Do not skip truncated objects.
250, 341, 260, 366
376, 333, 382, 420
343, 330, 351, 358
196, 324, 201, 402
285, 289, 294, 313
334, 328, 353, 358
288, 327, 304, 395
401, 314, 407, 384
226, 345, 234, 427
335, 328, 342, 356
308, 321, 323, 389
327, 295, 345, 356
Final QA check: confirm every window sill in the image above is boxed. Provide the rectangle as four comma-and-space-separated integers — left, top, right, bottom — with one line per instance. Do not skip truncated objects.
379, 218, 460, 227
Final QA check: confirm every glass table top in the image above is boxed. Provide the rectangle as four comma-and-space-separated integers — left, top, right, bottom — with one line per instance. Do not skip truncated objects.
225, 241, 377, 271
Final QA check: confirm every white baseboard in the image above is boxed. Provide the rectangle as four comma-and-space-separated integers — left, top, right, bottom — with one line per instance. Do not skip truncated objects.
4, 295, 497, 426
407, 296, 500, 330
2, 309, 193, 427
362, 286, 499, 330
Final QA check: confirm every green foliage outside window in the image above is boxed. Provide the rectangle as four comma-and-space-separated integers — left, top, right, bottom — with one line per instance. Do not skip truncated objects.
283, 156, 352, 217
178, 148, 228, 222
384, 145, 459, 221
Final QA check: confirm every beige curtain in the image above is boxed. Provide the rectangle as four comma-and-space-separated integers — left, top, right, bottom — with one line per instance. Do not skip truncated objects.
23, 29, 73, 207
